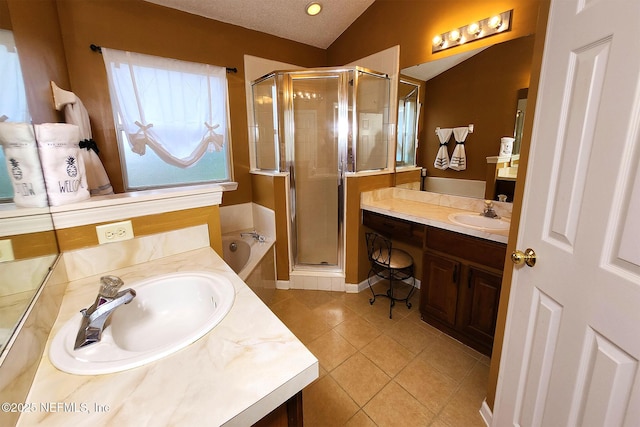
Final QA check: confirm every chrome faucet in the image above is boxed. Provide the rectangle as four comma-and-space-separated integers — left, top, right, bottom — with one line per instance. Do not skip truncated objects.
240, 230, 266, 242
482, 200, 499, 218
74, 275, 136, 350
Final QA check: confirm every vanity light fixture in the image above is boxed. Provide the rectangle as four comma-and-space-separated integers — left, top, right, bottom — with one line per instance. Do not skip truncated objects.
306, 2, 322, 16
432, 9, 512, 53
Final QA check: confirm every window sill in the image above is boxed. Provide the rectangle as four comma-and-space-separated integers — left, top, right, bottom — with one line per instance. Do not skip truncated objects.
50, 183, 236, 229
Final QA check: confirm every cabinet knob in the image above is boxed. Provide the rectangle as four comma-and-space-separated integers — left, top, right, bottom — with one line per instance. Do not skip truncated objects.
511, 248, 536, 267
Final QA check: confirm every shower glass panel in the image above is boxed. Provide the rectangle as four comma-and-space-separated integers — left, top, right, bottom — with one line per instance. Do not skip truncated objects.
251, 76, 278, 171
354, 70, 389, 172
250, 67, 389, 274
291, 74, 341, 266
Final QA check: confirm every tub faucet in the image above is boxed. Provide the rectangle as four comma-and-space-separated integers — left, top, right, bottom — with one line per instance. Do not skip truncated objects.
482, 200, 499, 219
74, 275, 136, 350
240, 230, 266, 242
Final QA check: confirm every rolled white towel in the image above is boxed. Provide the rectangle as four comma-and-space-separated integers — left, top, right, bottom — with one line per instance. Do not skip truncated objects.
34, 123, 90, 206
0, 122, 48, 208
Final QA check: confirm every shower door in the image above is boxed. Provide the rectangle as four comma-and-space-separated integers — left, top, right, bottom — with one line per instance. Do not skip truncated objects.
288, 72, 346, 270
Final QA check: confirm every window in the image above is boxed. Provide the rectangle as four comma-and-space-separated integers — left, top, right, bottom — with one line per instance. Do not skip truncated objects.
0, 30, 30, 201
102, 49, 232, 190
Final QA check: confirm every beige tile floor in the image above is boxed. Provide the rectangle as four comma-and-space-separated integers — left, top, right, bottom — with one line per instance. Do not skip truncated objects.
264, 283, 491, 427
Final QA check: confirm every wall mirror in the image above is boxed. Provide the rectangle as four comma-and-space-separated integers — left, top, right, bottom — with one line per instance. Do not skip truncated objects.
0, 23, 59, 359
400, 35, 535, 199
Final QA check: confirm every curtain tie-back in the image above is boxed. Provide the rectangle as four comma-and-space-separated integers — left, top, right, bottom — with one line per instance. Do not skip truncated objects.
131, 121, 154, 155
79, 138, 99, 154
135, 121, 153, 133
204, 121, 224, 152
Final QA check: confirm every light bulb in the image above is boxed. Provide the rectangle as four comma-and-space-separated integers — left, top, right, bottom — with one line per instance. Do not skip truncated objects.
432, 34, 444, 47
488, 15, 502, 29
449, 29, 461, 42
467, 22, 481, 36
306, 2, 322, 16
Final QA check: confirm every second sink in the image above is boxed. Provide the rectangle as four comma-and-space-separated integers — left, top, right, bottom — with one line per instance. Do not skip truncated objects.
448, 212, 511, 231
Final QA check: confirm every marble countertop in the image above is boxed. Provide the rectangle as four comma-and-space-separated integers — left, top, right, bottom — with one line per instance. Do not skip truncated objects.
17, 248, 318, 427
361, 188, 511, 244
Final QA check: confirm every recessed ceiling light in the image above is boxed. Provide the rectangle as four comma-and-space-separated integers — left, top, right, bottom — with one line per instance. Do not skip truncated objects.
306, 2, 322, 16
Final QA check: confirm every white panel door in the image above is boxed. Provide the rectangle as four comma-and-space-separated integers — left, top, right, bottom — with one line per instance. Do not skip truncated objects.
493, 0, 640, 425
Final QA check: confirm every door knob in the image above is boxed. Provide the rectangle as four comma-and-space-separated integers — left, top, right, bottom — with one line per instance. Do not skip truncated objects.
511, 248, 536, 267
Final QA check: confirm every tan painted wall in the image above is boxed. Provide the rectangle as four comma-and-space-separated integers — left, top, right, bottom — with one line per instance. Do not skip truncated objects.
55, 205, 223, 255
50, 0, 325, 205
273, 176, 290, 281
6, 0, 69, 124
345, 173, 395, 284
395, 168, 422, 187
3, 231, 58, 260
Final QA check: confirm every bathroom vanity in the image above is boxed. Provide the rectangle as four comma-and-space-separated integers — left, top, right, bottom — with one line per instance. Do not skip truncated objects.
15, 244, 318, 426
361, 188, 509, 356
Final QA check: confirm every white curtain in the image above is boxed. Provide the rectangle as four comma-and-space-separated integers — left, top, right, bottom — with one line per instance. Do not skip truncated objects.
0, 30, 30, 123
102, 48, 229, 168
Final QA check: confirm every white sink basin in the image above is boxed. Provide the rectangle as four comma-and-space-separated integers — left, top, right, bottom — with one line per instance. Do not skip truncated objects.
50, 271, 235, 375
448, 213, 511, 231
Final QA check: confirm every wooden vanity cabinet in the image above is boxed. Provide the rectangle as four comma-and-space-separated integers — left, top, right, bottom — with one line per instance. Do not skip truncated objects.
361, 209, 506, 356
419, 227, 506, 356
458, 266, 503, 347
421, 252, 460, 325
362, 210, 425, 245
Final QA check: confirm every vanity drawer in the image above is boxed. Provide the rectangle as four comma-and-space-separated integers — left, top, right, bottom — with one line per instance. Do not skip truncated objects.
362, 210, 425, 246
425, 227, 506, 270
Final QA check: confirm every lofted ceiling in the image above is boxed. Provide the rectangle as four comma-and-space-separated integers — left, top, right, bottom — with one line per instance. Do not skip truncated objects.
143, 0, 490, 81
143, 0, 375, 49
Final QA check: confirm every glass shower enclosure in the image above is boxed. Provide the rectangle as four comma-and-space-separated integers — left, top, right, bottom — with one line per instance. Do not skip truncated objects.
251, 67, 390, 273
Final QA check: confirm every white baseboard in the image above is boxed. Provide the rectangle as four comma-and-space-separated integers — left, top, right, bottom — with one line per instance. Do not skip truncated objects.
276, 280, 290, 290
279, 277, 420, 294
480, 399, 492, 426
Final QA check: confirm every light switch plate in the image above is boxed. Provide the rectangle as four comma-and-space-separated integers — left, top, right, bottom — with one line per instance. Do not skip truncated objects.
96, 220, 134, 244
0, 239, 15, 262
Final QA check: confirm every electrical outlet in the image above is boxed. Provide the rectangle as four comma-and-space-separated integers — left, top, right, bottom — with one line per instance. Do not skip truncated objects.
96, 220, 134, 244
0, 239, 14, 262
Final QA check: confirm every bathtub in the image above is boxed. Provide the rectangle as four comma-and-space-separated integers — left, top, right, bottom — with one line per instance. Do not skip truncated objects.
222, 232, 273, 281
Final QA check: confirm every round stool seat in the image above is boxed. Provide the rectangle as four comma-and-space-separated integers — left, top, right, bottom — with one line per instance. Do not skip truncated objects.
372, 248, 413, 269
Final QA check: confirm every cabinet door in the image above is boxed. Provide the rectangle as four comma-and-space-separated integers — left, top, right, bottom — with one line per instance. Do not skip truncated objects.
420, 252, 460, 325
458, 266, 502, 346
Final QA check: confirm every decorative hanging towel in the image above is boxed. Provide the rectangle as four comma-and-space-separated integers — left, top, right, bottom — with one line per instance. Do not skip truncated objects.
51, 82, 114, 196
64, 97, 114, 196
434, 127, 452, 170
35, 123, 90, 206
449, 126, 469, 171
0, 122, 48, 208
